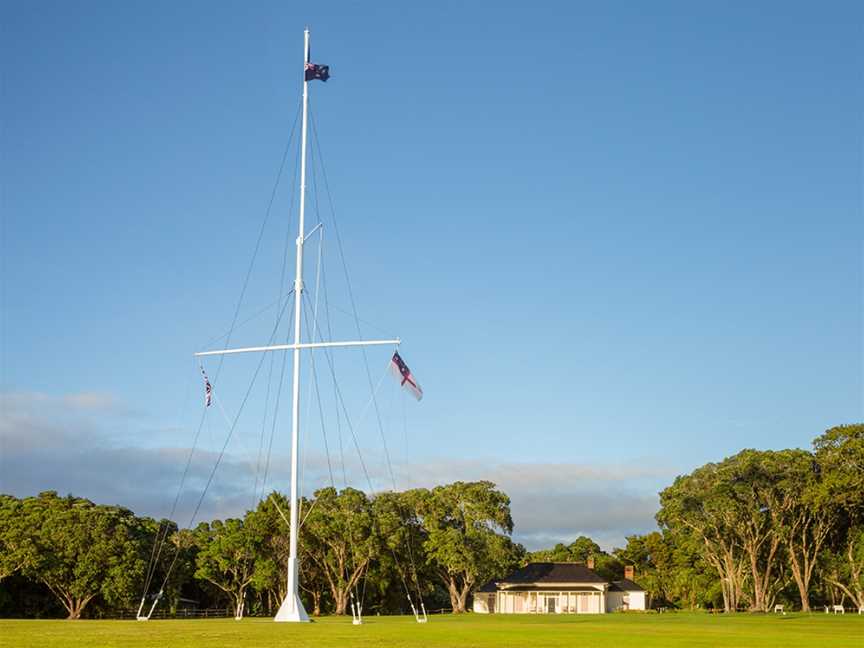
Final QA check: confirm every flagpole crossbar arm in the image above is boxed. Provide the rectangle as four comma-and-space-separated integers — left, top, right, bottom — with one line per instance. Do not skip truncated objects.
303, 222, 323, 242
194, 338, 400, 358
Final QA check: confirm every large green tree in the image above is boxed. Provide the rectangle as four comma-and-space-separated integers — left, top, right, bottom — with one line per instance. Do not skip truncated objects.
413, 481, 520, 613
530, 536, 623, 581
245, 492, 294, 615
15, 492, 149, 619
530, 536, 602, 563
815, 424, 864, 608
656, 432, 864, 612
193, 517, 269, 618
616, 532, 667, 608
136, 517, 198, 617
771, 449, 834, 611
658, 462, 749, 612
0, 495, 27, 582
301, 487, 377, 616
369, 490, 436, 616
727, 450, 788, 612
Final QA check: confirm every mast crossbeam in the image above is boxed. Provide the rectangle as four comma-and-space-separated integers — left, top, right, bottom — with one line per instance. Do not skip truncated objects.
194, 339, 400, 358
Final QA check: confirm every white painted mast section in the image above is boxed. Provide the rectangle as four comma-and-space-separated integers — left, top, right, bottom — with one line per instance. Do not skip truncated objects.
195, 339, 401, 358
274, 27, 312, 623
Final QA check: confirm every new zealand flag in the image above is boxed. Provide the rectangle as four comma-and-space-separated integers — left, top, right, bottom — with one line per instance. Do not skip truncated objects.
305, 62, 330, 82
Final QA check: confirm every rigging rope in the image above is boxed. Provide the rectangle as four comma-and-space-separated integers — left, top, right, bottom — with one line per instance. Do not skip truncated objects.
301, 293, 405, 618
310, 109, 428, 620
139, 357, 195, 612
303, 301, 417, 618
309, 112, 399, 490
316, 253, 367, 622
138, 101, 303, 615
255, 119, 303, 507
320, 261, 350, 489
292, 226, 368, 622
298, 226, 336, 494
150, 294, 296, 610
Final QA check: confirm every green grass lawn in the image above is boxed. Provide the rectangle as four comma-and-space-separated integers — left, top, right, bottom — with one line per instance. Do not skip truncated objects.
1, 612, 861, 648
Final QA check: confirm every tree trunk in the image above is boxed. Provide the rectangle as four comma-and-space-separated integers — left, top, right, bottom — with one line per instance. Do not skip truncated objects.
707, 546, 743, 612
66, 594, 95, 620
334, 588, 348, 616
312, 590, 321, 617
233, 588, 246, 618
699, 531, 746, 613
719, 576, 730, 613
44, 583, 94, 620
784, 510, 829, 613
747, 543, 764, 611
447, 576, 463, 613
67, 599, 86, 620
790, 563, 811, 612
457, 583, 471, 613
827, 538, 864, 609
744, 531, 780, 612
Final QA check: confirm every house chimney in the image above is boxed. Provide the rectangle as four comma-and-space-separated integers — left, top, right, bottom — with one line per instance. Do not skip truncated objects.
624, 565, 635, 581
587, 556, 595, 570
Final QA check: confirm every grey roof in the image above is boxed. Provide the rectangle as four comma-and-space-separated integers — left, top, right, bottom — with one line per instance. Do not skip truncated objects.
498, 585, 602, 592
476, 563, 645, 594
609, 578, 644, 592
498, 562, 607, 585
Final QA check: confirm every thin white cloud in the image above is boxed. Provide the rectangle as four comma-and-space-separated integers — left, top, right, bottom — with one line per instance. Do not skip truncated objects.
1, 390, 668, 550
2, 390, 121, 413
61, 391, 119, 411
0, 391, 132, 418
386, 460, 667, 550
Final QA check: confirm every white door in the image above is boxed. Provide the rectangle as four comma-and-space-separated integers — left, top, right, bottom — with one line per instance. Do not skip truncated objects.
579, 594, 590, 613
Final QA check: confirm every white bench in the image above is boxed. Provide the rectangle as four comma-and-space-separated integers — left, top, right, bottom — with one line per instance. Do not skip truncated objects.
773, 604, 784, 614
832, 604, 844, 615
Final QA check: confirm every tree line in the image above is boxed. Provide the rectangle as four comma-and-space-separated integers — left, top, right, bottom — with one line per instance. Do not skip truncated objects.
644, 423, 864, 612
0, 481, 521, 619
0, 423, 861, 618
528, 424, 862, 614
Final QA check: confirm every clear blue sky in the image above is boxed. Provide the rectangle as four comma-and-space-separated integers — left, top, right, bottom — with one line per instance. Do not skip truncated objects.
2, 1, 862, 549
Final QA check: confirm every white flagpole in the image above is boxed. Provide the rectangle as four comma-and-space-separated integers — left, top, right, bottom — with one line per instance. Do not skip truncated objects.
136, 28, 405, 624
274, 27, 312, 623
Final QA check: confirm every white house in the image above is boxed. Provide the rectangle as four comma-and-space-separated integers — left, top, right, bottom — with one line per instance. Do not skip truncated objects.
473, 562, 646, 614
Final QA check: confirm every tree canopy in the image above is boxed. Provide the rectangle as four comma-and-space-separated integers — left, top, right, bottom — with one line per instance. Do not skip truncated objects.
1, 422, 861, 618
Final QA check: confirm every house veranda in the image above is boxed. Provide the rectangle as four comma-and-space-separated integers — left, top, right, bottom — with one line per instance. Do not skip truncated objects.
473, 562, 645, 615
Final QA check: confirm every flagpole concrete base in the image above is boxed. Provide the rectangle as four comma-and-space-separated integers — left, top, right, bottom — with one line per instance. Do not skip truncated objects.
274, 558, 309, 622
274, 592, 309, 622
